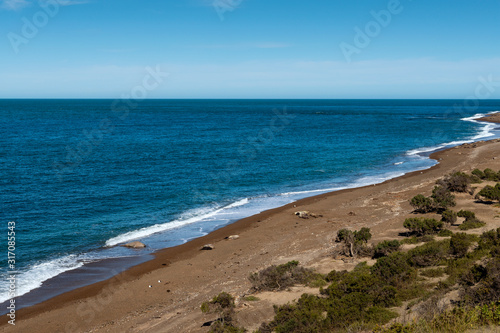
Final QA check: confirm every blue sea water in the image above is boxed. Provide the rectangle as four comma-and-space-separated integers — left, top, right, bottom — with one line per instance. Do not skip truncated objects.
1, 99, 500, 305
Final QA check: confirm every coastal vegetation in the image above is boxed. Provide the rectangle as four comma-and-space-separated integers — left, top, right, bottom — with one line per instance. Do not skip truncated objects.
201, 170, 500, 332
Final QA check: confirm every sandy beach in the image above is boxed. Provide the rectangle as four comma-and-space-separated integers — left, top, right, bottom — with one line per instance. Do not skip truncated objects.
4, 131, 500, 332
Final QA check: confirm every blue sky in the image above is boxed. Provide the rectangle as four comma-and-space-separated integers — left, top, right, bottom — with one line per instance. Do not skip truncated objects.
1, 0, 500, 98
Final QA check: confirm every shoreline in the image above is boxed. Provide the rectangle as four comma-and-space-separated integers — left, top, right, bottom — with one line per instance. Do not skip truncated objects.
4, 119, 500, 332
4, 111, 497, 310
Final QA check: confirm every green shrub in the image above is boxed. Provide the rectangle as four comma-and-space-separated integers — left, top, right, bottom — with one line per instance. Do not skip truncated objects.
249, 261, 315, 291
438, 172, 471, 193
403, 217, 443, 236
410, 194, 434, 213
201, 292, 235, 313
354, 227, 372, 243
371, 252, 415, 287
335, 228, 352, 243
441, 209, 457, 224
457, 210, 476, 219
377, 301, 500, 332
472, 168, 485, 179
420, 267, 445, 278
400, 236, 420, 244
483, 168, 499, 181
476, 183, 500, 202
450, 232, 474, 257
407, 240, 449, 267
325, 269, 348, 283
460, 259, 500, 306
478, 227, 500, 250
258, 296, 329, 333
459, 219, 486, 230
335, 228, 372, 257
373, 240, 401, 258
421, 235, 436, 242
431, 185, 456, 211
201, 292, 245, 333
438, 229, 453, 237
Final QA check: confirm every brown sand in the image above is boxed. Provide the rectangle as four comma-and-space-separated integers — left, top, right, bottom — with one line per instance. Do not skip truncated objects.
3, 138, 500, 333
478, 113, 500, 123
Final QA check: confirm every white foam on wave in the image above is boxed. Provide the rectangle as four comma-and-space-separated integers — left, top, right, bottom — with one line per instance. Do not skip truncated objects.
224, 198, 249, 209
407, 111, 500, 156
104, 198, 251, 247
0, 254, 85, 304
281, 171, 407, 198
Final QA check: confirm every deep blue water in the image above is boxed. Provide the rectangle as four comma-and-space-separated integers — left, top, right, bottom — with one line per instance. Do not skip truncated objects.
1, 99, 500, 303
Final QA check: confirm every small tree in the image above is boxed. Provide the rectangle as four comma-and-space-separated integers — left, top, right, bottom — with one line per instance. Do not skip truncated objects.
431, 186, 456, 211
335, 228, 372, 257
410, 194, 434, 213
354, 227, 372, 244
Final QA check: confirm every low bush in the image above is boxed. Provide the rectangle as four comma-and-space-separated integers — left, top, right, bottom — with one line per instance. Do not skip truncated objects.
459, 219, 486, 230
460, 259, 500, 306
484, 168, 499, 181
472, 168, 485, 179
456, 210, 485, 230
371, 252, 416, 287
403, 217, 443, 236
476, 183, 500, 202
201, 292, 245, 333
478, 227, 500, 250
420, 267, 445, 278
375, 301, 500, 332
441, 209, 457, 224
438, 229, 453, 237
407, 240, 449, 267
438, 172, 472, 193
373, 240, 401, 259
457, 210, 476, 219
449, 232, 474, 257
259, 263, 400, 333
249, 261, 315, 291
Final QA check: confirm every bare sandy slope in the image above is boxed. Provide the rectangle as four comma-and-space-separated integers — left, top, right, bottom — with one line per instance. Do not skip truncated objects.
3, 139, 500, 333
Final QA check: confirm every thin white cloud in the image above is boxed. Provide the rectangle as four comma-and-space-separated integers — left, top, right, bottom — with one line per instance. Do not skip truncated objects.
1, 0, 89, 10
56, 0, 89, 6
1, 0, 30, 10
195, 42, 292, 49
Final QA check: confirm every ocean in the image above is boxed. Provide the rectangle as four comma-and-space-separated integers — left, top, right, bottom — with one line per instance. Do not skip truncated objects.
1, 99, 499, 309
